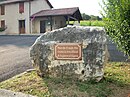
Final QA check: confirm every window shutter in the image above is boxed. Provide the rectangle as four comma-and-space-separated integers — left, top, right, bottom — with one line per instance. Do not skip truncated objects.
1, 20, 5, 28
1, 5, 5, 15
19, 2, 24, 13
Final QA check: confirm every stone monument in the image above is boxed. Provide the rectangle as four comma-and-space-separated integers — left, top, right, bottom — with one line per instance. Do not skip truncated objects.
30, 26, 107, 82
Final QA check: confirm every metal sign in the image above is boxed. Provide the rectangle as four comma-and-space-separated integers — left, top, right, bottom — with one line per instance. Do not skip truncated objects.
54, 43, 82, 60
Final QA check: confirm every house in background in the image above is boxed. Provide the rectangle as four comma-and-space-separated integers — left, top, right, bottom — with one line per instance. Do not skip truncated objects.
31, 7, 82, 33
0, 0, 82, 34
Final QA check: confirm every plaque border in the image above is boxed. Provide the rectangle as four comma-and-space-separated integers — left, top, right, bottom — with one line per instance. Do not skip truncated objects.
54, 43, 82, 60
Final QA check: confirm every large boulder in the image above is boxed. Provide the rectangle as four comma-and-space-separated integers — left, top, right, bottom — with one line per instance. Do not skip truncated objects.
30, 26, 107, 82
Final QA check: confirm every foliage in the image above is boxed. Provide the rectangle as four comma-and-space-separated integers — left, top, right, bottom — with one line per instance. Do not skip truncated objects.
81, 13, 102, 20
81, 13, 91, 20
69, 20, 104, 26
101, 0, 130, 56
80, 20, 104, 26
0, 27, 6, 32
0, 62, 130, 97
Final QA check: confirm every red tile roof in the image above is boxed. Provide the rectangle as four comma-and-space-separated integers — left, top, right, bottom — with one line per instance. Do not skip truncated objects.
32, 7, 79, 17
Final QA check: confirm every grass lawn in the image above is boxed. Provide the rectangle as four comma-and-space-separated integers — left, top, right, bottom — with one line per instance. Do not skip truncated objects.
69, 20, 105, 27
0, 62, 130, 97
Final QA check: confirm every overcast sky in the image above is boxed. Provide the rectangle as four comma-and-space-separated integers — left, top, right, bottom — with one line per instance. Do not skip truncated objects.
49, 0, 103, 17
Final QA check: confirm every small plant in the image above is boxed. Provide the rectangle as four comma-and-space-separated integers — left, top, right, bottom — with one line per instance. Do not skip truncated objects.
0, 27, 5, 32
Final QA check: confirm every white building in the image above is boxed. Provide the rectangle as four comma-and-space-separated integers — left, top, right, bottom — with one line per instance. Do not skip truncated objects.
0, 0, 82, 34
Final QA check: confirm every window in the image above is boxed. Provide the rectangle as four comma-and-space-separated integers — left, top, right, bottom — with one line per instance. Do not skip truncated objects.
1, 5, 5, 15
19, 2, 24, 13
1, 20, 5, 28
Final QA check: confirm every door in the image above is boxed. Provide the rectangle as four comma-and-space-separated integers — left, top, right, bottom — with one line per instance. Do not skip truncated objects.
19, 20, 25, 34
40, 21, 45, 33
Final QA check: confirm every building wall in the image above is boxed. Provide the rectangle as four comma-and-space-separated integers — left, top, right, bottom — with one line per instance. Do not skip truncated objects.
0, 2, 30, 34
32, 17, 48, 33
32, 16, 66, 33
31, 0, 51, 15
0, 0, 52, 34
53, 16, 66, 30
31, 0, 52, 34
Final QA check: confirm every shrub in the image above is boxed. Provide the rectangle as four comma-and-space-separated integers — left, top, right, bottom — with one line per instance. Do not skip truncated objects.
0, 27, 6, 32
101, 0, 130, 56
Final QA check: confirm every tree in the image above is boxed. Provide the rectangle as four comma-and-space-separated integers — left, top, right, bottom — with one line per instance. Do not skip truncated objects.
97, 16, 102, 21
81, 13, 91, 20
90, 15, 97, 20
81, 13, 102, 20
101, 0, 130, 57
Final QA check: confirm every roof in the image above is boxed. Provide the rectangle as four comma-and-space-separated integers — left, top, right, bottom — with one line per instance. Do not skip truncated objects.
0, 0, 53, 8
31, 7, 81, 17
31, 7, 82, 21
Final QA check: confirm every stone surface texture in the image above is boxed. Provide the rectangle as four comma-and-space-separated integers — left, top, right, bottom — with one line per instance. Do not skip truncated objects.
0, 89, 36, 97
30, 26, 107, 82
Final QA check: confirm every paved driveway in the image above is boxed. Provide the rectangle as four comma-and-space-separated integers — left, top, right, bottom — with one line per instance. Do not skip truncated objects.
0, 35, 39, 82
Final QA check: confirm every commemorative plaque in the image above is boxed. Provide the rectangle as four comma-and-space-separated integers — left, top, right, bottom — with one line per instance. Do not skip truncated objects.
54, 43, 82, 60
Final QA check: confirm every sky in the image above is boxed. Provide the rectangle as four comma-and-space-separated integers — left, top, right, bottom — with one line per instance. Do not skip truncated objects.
49, 0, 103, 17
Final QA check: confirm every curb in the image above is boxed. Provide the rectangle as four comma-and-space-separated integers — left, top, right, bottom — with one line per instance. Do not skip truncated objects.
0, 89, 37, 97
0, 69, 37, 97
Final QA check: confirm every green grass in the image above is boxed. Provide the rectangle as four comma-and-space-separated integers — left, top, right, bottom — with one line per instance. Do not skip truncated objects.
0, 72, 50, 97
104, 62, 130, 87
0, 62, 130, 97
69, 20, 105, 27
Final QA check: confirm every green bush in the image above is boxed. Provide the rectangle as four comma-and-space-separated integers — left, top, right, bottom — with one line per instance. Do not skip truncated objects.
0, 27, 5, 32
102, 0, 130, 56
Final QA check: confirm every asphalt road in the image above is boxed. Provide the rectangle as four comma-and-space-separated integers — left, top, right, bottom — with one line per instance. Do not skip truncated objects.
0, 35, 39, 82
